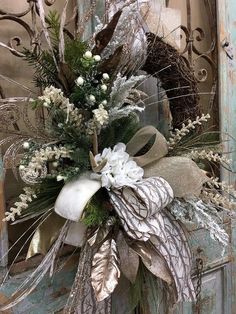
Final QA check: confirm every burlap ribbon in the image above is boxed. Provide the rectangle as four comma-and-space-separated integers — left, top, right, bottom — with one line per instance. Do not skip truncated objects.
126, 125, 208, 197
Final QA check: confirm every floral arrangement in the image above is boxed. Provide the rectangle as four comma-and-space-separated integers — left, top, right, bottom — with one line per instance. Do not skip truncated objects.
0, 2, 235, 313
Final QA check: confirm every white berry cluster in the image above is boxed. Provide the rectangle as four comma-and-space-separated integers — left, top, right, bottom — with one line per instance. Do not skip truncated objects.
92, 104, 109, 127
39, 86, 82, 128
168, 114, 210, 149
19, 145, 72, 182
188, 149, 231, 165
3, 187, 37, 221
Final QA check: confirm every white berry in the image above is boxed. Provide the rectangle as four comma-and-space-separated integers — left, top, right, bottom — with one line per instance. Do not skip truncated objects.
101, 84, 108, 92
84, 51, 93, 59
93, 55, 101, 62
89, 95, 96, 102
101, 100, 107, 105
52, 161, 59, 168
23, 142, 30, 149
57, 175, 65, 181
75, 76, 84, 86
102, 73, 109, 80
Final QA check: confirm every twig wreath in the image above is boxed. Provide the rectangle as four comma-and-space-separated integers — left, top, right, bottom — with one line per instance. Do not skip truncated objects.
0, 1, 234, 313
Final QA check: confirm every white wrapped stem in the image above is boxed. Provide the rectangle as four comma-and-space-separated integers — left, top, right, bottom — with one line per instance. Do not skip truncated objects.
55, 172, 101, 221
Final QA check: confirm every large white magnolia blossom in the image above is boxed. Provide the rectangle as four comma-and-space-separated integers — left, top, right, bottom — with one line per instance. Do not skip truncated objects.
91, 143, 144, 189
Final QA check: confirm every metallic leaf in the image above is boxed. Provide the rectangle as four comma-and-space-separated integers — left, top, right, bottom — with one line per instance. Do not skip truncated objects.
91, 239, 120, 302
88, 217, 116, 247
116, 232, 139, 284
127, 240, 172, 285
93, 10, 122, 54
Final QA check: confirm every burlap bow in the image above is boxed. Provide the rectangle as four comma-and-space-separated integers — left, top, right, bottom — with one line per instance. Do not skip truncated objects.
126, 125, 208, 197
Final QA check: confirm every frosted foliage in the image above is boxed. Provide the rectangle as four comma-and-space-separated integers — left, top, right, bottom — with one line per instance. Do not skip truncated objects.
108, 73, 146, 121
170, 198, 229, 248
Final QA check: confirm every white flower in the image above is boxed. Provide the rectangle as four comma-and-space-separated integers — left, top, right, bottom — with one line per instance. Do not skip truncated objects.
93, 55, 101, 62
75, 76, 84, 86
84, 51, 93, 59
93, 104, 109, 126
91, 143, 144, 189
23, 142, 30, 149
101, 84, 108, 92
102, 73, 109, 80
19, 165, 25, 170
89, 95, 96, 102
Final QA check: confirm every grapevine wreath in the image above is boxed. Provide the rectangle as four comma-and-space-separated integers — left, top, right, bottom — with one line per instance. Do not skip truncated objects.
0, 1, 234, 313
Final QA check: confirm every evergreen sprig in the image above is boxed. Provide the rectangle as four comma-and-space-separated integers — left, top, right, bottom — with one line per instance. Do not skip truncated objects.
46, 10, 61, 47
23, 48, 58, 88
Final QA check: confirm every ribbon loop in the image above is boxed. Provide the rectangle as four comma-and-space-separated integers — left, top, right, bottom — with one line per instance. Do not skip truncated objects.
126, 125, 168, 167
127, 126, 209, 197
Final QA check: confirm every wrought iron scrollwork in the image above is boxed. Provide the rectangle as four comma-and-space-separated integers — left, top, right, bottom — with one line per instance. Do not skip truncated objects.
179, 0, 217, 84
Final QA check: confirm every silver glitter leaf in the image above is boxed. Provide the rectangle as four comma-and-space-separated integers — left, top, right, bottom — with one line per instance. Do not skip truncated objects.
91, 239, 120, 302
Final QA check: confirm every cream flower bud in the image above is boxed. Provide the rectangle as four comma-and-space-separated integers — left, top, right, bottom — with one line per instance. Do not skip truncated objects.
84, 51, 92, 59
89, 95, 96, 102
75, 76, 84, 86
93, 55, 101, 62
102, 73, 109, 80
19, 165, 25, 170
23, 142, 30, 149
43, 102, 50, 108
101, 84, 107, 92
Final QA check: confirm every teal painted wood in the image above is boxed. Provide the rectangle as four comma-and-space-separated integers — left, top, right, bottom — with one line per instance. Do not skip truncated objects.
217, 0, 236, 313
0, 259, 77, 314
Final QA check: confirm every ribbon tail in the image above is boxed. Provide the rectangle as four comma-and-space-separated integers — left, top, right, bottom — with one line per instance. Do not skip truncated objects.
64, 243, 111, 314
27, 212, 65, 259
150, 211, 196, 303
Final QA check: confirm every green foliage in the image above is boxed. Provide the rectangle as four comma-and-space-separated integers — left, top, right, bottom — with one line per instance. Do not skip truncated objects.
20, 178, 64, 219
100, 114, 140, 149
82, 190, 110, 227
23, 48, 58, 88
46, 10, 61, 46
64, 40, 88, 75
